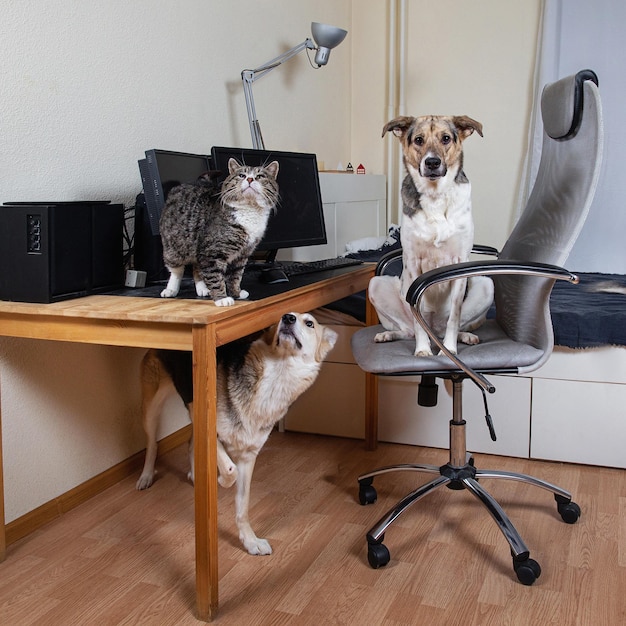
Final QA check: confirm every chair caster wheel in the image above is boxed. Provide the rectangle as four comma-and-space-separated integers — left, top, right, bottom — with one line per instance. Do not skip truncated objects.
557, 500, 581, 524
358, 479, 377, 505
514, 557, 541, 585
367, 541, 390, 569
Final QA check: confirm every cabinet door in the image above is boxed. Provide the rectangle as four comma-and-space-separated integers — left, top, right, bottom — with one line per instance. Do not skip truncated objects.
283, 363, 365, 439
378, 375, 532, 458
531, 378, 626, 468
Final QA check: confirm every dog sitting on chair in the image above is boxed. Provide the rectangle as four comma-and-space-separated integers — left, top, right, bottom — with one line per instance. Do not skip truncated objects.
136, 312, 337, 555
370, 115, 494, 356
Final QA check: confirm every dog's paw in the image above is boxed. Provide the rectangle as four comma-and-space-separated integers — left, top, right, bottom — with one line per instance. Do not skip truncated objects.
243, 537, 272, 556
218, 465, 238, 488
187, 470, 194, 485
440, 337, 459, 354
160, 288, 178, 298
459, 331, 479, 346
136, 471, 156, 490
238, 289, 249, 300
214, 296, 235, 307
374, 331, 394, 343
414, 349, 434, 357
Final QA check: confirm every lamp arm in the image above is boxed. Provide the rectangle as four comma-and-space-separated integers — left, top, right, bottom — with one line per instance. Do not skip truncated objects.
244, 38, 315, 80
241, 38, 316, 149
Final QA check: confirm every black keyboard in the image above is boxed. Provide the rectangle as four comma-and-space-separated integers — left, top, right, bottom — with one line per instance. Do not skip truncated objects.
280, 257, 363, 276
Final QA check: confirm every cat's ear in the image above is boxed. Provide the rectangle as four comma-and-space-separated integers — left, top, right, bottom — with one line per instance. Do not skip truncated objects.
228, 158, 241, 174
266, 161, 279, 179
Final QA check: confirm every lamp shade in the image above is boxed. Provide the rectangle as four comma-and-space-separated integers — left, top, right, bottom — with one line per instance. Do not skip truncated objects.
311, 22, 348, 66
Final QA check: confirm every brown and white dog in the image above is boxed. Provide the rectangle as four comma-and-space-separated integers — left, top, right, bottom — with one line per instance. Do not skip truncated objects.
136, 312, 337, 555
370, 115, 494, 356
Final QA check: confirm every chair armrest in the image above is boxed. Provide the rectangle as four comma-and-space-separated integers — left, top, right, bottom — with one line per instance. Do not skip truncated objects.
406, 259, 578, 305
472, 244, 500, 256
376, 244, 500, 278
404, 260, 578, 393
375, 247, 403, 276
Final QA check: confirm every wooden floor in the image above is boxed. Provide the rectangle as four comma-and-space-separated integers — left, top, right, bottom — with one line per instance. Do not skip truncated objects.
1, 431, 625, 625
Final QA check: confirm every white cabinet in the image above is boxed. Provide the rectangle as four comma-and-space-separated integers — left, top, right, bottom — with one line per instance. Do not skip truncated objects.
277, 173, 387, 262
284, 323, 533, 457
286, 332, 626, 469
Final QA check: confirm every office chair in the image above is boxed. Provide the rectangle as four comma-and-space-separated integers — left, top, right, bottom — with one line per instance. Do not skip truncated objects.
351, 70, 603, 584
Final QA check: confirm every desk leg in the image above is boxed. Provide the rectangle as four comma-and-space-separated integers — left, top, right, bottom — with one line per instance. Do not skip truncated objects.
192, 325, 219, 621
0, 382, 5, 562
364, 371, 378, 452
364, 289, 379, 451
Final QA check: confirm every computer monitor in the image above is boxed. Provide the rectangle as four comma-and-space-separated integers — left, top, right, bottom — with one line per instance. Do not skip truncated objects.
210, 146, 327, 262
139, 149, 213, 235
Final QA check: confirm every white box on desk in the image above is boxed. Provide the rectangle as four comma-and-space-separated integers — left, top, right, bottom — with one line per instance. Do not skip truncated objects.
277, 173, 386, 262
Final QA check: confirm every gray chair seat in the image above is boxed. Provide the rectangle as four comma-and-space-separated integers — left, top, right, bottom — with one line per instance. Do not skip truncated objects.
352, 321, 544, 375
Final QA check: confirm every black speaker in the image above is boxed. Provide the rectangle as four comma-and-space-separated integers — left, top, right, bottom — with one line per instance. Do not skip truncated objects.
0, 202, 124, 303
91, 204, 125, 290
133, 194, 169, 283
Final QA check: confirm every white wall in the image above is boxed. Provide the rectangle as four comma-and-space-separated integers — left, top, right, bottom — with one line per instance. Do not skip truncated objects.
351, 0, 542, 250
0, 0, 542, 524
0, 1, 352, 206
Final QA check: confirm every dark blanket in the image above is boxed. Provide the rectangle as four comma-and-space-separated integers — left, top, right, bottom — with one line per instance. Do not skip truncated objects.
549, 272, 626, 348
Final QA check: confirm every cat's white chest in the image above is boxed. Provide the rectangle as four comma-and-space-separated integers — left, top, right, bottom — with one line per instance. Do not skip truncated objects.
235, 208, 270, 241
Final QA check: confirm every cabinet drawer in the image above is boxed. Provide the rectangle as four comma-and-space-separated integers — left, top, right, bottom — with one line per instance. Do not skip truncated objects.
531, 378, 626, 468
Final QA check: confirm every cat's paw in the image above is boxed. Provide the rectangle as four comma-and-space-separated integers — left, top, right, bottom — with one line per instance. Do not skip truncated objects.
238, 289, 249, 300
195, 281, 210, 297
214, 296, 235, 307
160, 288, 178, 298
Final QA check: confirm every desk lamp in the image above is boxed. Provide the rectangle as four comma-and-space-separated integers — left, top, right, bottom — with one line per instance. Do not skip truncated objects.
241, 22, 348, 149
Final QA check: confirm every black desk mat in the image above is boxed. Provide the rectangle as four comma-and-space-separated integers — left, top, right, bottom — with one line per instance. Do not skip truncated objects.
104, 265, 368, 322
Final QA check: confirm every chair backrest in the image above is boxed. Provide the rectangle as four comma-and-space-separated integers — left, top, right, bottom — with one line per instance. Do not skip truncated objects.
494, 70, 603, 352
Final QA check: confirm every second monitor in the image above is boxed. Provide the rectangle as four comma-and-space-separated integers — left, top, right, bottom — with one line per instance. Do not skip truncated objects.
211, 146, 327, 263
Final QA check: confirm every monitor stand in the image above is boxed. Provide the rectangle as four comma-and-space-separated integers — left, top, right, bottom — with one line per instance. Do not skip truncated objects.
246, 249, 280, 271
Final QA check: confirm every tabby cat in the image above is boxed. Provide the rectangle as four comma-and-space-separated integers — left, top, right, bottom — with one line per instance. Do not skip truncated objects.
159, 158, 279, 306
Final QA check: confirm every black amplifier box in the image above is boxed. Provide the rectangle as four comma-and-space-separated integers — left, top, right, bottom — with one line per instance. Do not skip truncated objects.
0, 201, 124, 303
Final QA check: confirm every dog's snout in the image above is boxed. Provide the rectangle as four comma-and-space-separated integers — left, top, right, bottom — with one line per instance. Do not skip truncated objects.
282, 313, 297, 325
425, 157, 441, 171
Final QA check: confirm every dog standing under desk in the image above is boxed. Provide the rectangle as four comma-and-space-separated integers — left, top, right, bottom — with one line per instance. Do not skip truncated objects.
370, 115, 494, 356
136, 312, 337, 555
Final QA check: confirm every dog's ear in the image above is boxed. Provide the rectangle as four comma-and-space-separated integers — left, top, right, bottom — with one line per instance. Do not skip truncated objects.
382, 116, 415, 139
315, 327, 338, 362
261, 324, 277, 345
453, 116, 483, 139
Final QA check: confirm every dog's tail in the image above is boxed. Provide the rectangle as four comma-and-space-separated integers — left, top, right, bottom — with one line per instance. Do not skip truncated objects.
586, 281, 626, 295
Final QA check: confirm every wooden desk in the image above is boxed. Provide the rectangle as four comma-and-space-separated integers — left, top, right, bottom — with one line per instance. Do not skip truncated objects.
0, 264, 375, 621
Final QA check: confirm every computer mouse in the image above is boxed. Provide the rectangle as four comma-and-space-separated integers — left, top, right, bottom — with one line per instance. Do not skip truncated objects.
259, 268, 289, 284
